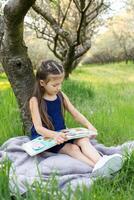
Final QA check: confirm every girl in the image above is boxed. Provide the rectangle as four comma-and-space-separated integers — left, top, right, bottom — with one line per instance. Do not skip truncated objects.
29, 60, 123, 177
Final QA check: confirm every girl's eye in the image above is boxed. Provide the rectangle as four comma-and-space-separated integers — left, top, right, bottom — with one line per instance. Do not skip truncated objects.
52, 83, 61, 87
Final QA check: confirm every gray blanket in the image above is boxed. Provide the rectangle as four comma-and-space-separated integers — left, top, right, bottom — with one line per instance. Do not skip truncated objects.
0, 136, 134, 195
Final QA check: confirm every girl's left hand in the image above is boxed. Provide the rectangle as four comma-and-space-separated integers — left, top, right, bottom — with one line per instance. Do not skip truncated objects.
87, 125, 97, 139
87, 125, 97, 132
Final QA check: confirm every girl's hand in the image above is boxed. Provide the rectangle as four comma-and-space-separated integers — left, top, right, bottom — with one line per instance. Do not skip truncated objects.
87, 125, 97, 139
87, 124, 97, 132
53, 132, 68, 145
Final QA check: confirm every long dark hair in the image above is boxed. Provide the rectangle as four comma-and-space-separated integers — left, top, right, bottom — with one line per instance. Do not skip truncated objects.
31, 60, 65, 130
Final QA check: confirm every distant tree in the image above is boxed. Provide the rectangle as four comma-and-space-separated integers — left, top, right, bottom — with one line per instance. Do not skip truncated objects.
84, 11, 134, 64
109, 14, 134, 64
125, 0, 134, 10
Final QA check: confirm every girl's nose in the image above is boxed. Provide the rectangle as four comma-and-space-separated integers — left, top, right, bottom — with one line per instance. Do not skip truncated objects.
58, 85, 61, 91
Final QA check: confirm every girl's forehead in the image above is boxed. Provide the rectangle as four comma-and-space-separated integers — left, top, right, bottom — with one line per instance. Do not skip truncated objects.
47, 74, 64, 83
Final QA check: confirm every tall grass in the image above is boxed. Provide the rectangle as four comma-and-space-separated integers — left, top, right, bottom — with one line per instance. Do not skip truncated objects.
0, 62, 134, 199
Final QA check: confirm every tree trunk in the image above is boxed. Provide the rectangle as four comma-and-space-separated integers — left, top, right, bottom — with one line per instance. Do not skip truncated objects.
1, 0, 36, 134
0, 15, 4, 50
63, 46, 76, 79
64, 58, 81, 79
125, 59, 128, 64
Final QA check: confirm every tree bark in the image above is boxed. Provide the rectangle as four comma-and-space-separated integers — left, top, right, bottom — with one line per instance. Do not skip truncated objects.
1, 0, 36, 134
63, 45, 75, 78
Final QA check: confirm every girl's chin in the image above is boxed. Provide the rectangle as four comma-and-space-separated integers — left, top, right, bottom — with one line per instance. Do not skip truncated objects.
49, 93, 57, 96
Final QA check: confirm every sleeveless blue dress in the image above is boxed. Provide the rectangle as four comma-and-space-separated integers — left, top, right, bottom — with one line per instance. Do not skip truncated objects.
31, 95, 74, 153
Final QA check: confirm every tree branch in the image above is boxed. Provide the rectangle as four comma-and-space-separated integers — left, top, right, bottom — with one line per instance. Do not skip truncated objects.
32, 4, 72, 45
73, 0, 81, 12
3, 0, 36, 50
47, 40, 63, 61
4, 0, 36, 24
60, 0, 72, 28
83, 0, 93, 12
74, 41, 91, 59
86, 0, 106, 19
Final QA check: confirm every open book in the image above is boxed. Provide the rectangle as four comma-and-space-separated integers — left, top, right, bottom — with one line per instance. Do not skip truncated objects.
22, 127, 98, 156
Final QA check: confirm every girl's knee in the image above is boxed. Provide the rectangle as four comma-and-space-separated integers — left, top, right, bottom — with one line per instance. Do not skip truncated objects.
74, 137, 89, 145
70, 144, 80, 152
61, 143, 79, 154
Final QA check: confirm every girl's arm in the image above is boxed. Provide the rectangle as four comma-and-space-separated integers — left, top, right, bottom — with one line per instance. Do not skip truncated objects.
62, 92, 97, 131
29, 97, 67, 140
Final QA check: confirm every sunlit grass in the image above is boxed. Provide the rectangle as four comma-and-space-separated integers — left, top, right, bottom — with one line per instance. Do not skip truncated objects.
0, 73, 11, 90
71, 62, 134, 85
0, 82, 10, 90
0, 89, 23, 144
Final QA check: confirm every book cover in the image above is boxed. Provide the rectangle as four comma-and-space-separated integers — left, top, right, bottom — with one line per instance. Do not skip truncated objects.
22, 128, 98, 156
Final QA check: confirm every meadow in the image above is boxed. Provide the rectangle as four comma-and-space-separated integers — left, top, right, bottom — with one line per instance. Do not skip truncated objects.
0, 62, 134, 199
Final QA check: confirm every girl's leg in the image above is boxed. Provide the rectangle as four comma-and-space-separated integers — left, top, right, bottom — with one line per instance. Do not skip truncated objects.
74, 137, 101, 164
59, 141, 123, 178
59, 143, 95, 167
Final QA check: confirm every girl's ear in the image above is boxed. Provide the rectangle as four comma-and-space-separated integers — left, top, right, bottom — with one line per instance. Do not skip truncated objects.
40, 80, 45, 87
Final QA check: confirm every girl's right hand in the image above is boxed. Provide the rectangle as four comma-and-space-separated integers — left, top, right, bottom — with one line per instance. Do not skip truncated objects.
53, 132, 68, 144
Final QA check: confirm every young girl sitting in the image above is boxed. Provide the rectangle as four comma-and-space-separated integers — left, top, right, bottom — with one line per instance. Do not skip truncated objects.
29, 60, 123, 177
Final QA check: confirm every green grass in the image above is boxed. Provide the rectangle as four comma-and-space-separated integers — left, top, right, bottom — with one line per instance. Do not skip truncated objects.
0, 88, 23, 143
0, 62, 134, 199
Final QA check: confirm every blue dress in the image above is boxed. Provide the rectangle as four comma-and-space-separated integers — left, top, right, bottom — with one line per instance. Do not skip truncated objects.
31, 95, 74, 153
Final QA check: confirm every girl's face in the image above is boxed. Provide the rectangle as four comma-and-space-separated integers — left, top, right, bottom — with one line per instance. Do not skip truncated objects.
40, 74, 64, 96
